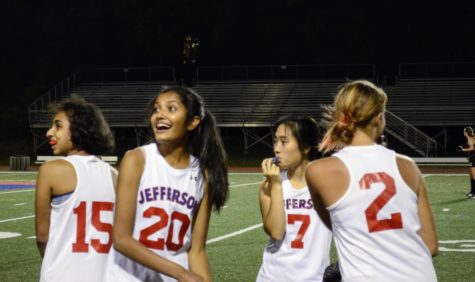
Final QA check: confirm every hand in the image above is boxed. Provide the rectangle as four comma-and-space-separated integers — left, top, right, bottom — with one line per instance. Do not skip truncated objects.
261, 158, 282, 185
458, 146, 464, 152
177, 271, 203, 282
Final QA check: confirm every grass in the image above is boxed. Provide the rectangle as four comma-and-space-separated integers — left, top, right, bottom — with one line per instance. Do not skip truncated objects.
0, 172, 474, 281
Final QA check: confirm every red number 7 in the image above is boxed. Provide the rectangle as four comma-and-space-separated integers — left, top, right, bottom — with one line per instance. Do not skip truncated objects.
287, 214, 310, 249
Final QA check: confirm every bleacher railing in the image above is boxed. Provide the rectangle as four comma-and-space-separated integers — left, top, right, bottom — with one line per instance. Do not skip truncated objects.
78, 67, 176, 83
196, 64, 375, 82
399, 62, 475, 79
385, 110, 438, 156
28, 72, 79, 125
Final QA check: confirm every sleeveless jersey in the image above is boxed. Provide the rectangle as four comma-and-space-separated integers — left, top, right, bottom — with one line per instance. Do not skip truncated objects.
107, 143, 204, 282
330, 145, 437, 282
40, 155, 115, 282
257, 171, 332, 282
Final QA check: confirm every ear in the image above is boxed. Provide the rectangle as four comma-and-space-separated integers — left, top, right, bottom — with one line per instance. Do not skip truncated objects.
187, 115, 201, 131
374, 112, 384, 128
303, 147, 311, 155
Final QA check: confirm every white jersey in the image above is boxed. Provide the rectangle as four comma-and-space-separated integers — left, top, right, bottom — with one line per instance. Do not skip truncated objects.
257, 171, 332, 282
40, 155, 115, 282
107, 143, 204, 282
330, 145, 437, 282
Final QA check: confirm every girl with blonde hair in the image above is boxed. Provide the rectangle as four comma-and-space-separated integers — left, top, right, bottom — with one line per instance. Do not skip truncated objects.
306, 80, 437, 282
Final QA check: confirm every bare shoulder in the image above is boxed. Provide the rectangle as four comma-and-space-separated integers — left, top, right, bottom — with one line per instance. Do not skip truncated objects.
306, 156, 347, 178
306, 156, 348, 192
38, 159, 76, 194
396, 153, 421, 192
121, 148, 145, 167
306, 156, 349, 207
39, 159, 74, 178
118, 148, 146, 179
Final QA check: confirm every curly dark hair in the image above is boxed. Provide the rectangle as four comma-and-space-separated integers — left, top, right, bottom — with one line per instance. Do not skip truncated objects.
49, 95, 115, 155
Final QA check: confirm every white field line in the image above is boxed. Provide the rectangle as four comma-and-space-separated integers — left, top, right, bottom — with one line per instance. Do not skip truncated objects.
0, 215, 35, 223
207, 223, 262, 244
423, 174, 466, 177
0, 189, 35, 194
0, 172, 37, 174
230, 181, 262, 188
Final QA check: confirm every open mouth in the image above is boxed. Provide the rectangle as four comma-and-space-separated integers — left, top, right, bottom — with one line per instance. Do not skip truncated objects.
155, 122, 171, 132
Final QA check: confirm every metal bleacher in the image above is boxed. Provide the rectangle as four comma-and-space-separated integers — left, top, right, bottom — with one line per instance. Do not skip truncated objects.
28, 64, 475, 157
193, 81, 339, 127
385, 78, 475, 126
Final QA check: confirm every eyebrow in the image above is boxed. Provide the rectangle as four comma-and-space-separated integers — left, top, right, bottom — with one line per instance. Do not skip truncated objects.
275, 135, 289, 140
155, 99, 182, 106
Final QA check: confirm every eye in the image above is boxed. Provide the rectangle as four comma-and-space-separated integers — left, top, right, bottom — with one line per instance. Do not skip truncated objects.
169, 106, 177, 112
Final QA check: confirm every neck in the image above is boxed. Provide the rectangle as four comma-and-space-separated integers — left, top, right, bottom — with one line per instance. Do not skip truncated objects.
287, 158, 309, 182
157, 142, 190, 169
349, 130, 377, 146
68, 149, 89, 156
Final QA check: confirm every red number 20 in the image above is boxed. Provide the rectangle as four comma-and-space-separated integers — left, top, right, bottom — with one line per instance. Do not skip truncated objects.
72, 201, 114, 253
139, 207, 191, 251
359, 172, 403, 233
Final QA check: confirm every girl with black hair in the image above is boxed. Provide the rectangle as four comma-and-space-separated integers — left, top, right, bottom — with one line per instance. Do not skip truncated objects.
460, 126, 475, 197
108, 86, 228, 282
35, 96, 116, 282
257, 114, 332, 282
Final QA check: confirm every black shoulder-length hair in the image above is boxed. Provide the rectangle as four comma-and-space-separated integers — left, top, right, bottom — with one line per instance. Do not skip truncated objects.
146, 86, 229, 212
49, 95, 115, 155
273, 114, 321, 161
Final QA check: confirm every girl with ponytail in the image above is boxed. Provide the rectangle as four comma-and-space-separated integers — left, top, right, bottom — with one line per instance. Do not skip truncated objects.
306, 80, 438, 281
256, 114, 332, 282
108, 86, 228, 282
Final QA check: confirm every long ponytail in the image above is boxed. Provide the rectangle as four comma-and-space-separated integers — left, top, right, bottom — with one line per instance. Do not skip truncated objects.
319, 80, 387, 154
151, 86, 229, 212
191, 110, 229, 212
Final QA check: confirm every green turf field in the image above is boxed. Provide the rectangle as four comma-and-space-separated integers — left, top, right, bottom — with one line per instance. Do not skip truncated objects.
0, 172, 474, 281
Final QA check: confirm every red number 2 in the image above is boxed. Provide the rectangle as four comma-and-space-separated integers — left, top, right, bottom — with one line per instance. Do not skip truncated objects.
287, 214, 310, 249
359, 172, 403, 233
72, 201, 114, 253
139, 207, 191, 251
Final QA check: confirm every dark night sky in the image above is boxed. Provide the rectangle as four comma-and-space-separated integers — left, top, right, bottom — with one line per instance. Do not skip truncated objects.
3, 0, 475, 89
0, 0, 474, 151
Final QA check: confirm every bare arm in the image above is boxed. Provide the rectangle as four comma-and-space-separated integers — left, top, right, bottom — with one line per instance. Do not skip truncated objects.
396, 154, 438, 257
113, 149, 201, 281
188, 182, 213, 282
416, 176, 438, 257
305, 161, 332, 230
306, 157, 349, 230
461, 137, 475, 152
35, 164, 52, 257
259, 158, 286, 240
34, 159, 76, 257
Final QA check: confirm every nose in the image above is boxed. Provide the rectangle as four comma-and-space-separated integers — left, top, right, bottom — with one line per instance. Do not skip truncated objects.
152, 108, 166, 120
46, 126, 53, 138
